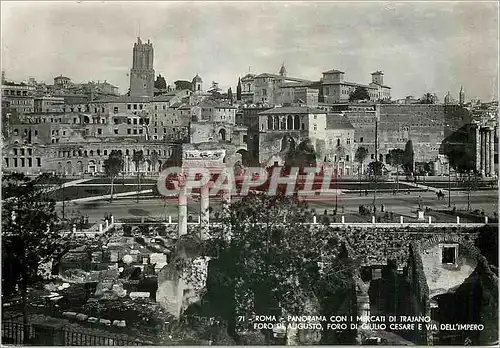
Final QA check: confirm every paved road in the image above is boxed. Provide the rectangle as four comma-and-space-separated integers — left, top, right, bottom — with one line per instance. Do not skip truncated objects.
56, 191, 497, 223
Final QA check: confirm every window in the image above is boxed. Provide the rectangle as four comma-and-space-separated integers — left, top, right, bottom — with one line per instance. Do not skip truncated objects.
313, 124, 317, 131
127, 129, 131, 134
139, 104, 143, 110
313, 115, 317, 120
28, 149, 32, 156
13, 149, 18, 156
104, 150, 108, 156
441, 245, 458, 265
97, 129, 102, 135
371, 154, 375, 160
133, 104, 137, 110
133, 119, 138, 125
127, 104, 131, 110
345, 155, 350, 162
113, 107, 119, 114
36, 157, 41, 167
97, 149, 101, 156
139, 129, 143, 134
5, 158, 9, 167
360, 137, 364, 142
163, 128, 167, 134
114, 129, 118, 135
20, 149, 25, 156
347, 138, 351, 145
133, 129, 138, 134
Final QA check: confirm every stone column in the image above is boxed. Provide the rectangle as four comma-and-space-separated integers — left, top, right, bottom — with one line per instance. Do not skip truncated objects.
485, 129, 491, 176
481, 129, 486, 176
475, 126, 481, 173
200, 184, 210, 239
178, 185, 187, 236
489, 129, 495, 176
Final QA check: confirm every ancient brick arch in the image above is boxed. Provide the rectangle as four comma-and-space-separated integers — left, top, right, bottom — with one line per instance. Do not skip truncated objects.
415, 233, 482, 261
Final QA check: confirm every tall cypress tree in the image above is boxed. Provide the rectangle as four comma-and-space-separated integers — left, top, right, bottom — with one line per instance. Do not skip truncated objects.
236, 78, 242, 101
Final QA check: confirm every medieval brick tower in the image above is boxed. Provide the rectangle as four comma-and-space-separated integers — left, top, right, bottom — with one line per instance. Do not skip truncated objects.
130, 37, 155, 97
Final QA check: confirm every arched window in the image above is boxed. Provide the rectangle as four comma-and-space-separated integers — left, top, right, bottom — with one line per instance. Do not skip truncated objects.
337, 139, 340, 147
89, 150, 94, 156
294, 115, 300, 130
273, 116, 279, 130
219, 129, 227, 141
280, 117, 286, 130
267, 115, 273, 130
287, 115, 293, 130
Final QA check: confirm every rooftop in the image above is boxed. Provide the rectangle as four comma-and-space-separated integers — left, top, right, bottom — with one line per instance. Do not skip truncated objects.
326, 115, 355, 129
258, 106, 326, 115
323, 69, 345, 74
254, 73, 311, 83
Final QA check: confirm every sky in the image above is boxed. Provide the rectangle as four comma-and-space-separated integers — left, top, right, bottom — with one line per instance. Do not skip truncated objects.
1, 1, 498, 101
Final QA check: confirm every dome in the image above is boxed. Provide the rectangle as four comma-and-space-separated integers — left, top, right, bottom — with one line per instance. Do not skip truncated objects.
279, 64, 287, 76
444, 91, 452, 104
192, 74, 203, 83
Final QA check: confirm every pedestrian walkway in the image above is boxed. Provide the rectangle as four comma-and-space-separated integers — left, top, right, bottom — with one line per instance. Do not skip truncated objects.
45, 178, 93, 192
397, 180, 442, 193
62, 189, 153, 204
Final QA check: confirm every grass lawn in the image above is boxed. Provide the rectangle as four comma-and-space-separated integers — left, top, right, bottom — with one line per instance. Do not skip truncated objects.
47, 185, 155, 201
85, 178, 157, 185
422, 181, 496, 189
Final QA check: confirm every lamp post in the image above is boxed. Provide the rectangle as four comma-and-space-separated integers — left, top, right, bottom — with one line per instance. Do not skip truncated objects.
448, 163, 451, 208
372, 107, 379, 213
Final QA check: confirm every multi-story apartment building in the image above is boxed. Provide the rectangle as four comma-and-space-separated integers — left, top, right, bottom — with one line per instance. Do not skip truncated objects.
243, 65, 390, 107
34, 96, 65, 113
240, 73, 256, 102
1, 82, 35, 114
253, 65, 319, 106
321, 70, 391, 103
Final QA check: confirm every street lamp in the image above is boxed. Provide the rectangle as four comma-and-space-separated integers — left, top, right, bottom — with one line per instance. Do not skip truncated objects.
448, 163, 451, 208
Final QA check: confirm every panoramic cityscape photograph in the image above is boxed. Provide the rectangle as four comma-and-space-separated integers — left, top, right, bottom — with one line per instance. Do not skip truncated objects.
1, 1, 499, 346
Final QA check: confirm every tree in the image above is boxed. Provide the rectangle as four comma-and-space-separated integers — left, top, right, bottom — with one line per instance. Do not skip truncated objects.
387, 148, 405, 192
2, 173, 73, 342
150, 150, 159, 173
354, 147, 368, 196
349, 87, 370, 102
132, 150, 145, 203
236, 78, 242, 101
203, 194, 355, 344
174, 80, 193, 91
155, 74, 167, 90
445, 138, 478, 211
103, 150, 124, 202
208, 81, 222, 99
419, 92, 437, 104
404, 140, 414, 175
227, 88, 233, 103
